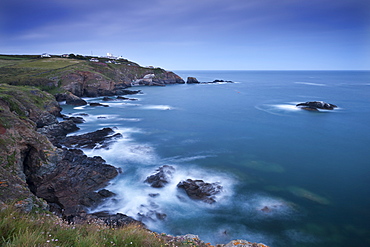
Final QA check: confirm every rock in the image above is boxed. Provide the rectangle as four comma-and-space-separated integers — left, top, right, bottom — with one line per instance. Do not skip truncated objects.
25, 148, 119, 216
212, 79, 233, 83
79, 211, 142, 227
102, 96, 115, 101
62, 115, 85, 124
296, 101, 337, 110
90, 102, 109, 107
61, 127, 122, 149
145, 165, 175, 188
37, 120, 80, 146
187, 77, 199, 84
65, 92, 87, 106
177, 179, 222, 204
117, 96, 137, 101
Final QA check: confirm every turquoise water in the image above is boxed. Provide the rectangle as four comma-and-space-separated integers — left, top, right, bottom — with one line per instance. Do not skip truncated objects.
61, 71, 370, 246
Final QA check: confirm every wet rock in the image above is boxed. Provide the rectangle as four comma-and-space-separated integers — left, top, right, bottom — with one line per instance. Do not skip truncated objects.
37, 120, 80, 146
187, 77, 199, 84
102, 96, 115, 101
61, 127, 122, 149
64, 92, 87, 106
25, 148, 118, 216
212, 79, 233, 83
90, 102, 109, 107
296, 101, 337, 111
117, 96, 137, 101
177, 179, 222, 204
62, 116, 85, 124
145, 165, 175, 188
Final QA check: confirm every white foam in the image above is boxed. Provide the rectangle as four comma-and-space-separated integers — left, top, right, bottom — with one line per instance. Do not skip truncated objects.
294, 82, 326, 86
255, 103, 301, 116
239, 194, 297, 221
140, 105, 174, 110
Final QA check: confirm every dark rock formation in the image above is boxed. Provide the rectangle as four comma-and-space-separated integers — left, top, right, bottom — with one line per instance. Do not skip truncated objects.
0, 85, 124, 222
177, 179, 222, 204
62, 116, 85, 124
64, 92, 87, 106
212, 79, 233, 83
61, 127, 122, 149
117, 96, 137, 101
24, 148, 118, 216
296, 101, 337, 111
187, 77, 199, 84
90, 102, 109, 107
145, 165, 175, 188
37, 120, 80, 147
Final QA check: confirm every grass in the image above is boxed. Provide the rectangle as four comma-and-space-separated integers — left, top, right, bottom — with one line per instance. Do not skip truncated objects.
0, 205, 212, 247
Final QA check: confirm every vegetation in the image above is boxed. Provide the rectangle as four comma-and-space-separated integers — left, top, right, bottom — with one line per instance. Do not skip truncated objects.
0, 205, 211, 247
0, 54, 171, 94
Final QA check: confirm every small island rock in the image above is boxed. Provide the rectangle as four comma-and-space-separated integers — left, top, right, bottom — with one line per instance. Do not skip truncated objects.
296, 101, 337, 111
177, 179, 222, 204
186, 77, 199, 84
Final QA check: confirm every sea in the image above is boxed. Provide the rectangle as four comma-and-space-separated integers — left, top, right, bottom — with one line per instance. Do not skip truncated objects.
60, 70, 370, 247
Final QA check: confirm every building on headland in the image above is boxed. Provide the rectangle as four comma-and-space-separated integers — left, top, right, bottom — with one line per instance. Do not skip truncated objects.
90, 58, 99, 62
61, 54, 70, 58
105, 53, 117, 60
41, 53, 51, 58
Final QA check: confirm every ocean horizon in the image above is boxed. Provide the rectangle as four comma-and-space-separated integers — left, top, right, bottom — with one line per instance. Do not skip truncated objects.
61, 70, 370, 247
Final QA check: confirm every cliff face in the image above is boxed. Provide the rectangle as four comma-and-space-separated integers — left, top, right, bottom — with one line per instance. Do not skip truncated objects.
0, 84, 118, 216
0, 56, 185, 98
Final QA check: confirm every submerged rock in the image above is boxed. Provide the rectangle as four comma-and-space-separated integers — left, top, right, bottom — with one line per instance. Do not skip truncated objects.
296, 101, 337, 111
145, 165, 175, 188
177, 179, 222, 204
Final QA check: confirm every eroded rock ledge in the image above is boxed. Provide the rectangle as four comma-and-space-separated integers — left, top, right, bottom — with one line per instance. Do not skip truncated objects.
0, 84, 138, 225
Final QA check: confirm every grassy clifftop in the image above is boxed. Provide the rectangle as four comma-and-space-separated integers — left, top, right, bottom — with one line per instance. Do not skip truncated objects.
0, 55, 182, 96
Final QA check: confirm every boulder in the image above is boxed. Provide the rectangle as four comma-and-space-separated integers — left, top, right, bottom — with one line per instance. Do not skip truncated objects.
177, 179, 222, 204
186, 77, 199, 84
145, 165, 175, 188
65, 92, 87, 106
296, 101, 337, 111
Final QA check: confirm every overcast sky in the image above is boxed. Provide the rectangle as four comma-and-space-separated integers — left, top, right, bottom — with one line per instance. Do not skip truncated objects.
1, 0, 369, 70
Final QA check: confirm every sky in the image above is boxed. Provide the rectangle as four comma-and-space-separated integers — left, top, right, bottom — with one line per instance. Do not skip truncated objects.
1, 0, 369, 70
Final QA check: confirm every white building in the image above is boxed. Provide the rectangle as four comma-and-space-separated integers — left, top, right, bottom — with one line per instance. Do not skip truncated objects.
41, 53, 51, 58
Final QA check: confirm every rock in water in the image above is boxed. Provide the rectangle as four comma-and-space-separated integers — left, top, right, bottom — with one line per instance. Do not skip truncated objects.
177, 179, 222, 204
186, 77, 199, 84
296, 101, 337, 111
145, 165, 175, 188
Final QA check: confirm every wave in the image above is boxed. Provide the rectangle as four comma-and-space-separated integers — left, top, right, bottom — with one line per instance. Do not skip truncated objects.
294, 82, 326, 86
255, 102, 301, 116
140, 104, 174, 110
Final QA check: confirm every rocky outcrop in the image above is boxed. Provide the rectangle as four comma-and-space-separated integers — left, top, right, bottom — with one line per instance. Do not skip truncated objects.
0, 85, 125, 221
61, 127, 122, 149
177, 179, 223, 204
186, 77, 199, 84
133, 72, 185, 86
145, 165, 175, 188
296, 101, 337, 111
25, 148, 118, 215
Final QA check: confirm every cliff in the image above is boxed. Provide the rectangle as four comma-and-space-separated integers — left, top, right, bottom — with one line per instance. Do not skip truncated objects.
0, 84, 119, 218
0, 55, 184, 97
